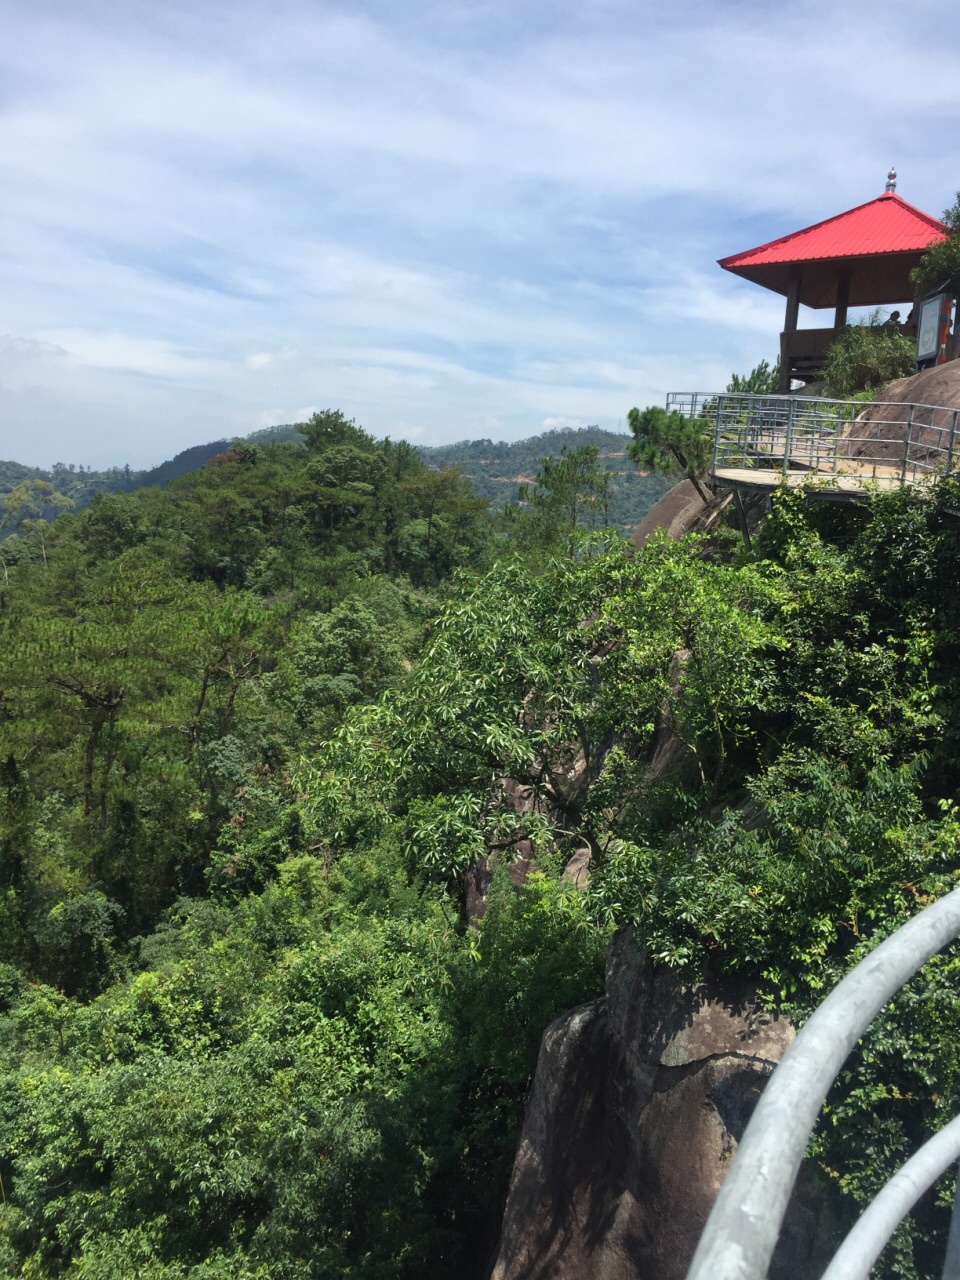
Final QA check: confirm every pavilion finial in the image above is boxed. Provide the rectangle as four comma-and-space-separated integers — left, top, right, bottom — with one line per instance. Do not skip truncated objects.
885, 166, 897, 193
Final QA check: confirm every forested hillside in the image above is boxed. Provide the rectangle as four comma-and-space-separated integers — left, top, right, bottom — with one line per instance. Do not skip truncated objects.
0, 427, 319, 524
2, 424, 670, 533
1, 409, 960, 1278
419, 425, 672, 525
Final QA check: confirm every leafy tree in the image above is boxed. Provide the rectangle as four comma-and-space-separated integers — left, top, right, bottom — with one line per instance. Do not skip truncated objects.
509, 444, 613, 557
306, 445, 385, 539
1, 479, 73, 565
296, 409, 375, 454
626, 405, 713, 501
912, 192, 960, 300
726, 357, 780, 393
821, 310, 915, 397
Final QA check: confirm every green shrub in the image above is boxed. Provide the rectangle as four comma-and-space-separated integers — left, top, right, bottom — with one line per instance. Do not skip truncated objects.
822, 311, 915, 396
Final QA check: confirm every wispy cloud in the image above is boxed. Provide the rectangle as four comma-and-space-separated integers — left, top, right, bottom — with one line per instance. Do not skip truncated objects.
2, 0, 959, 466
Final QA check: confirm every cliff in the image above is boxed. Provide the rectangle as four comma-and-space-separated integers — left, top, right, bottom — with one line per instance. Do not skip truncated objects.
488, 932, 841, 1279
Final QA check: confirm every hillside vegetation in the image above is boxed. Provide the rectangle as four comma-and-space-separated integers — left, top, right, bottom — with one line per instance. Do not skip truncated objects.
418, 426, 672, 525
1, 409, 959, 1278
2, 424, 670, 533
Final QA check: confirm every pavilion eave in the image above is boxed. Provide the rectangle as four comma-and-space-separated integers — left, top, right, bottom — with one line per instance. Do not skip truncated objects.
722, 249, 927, 310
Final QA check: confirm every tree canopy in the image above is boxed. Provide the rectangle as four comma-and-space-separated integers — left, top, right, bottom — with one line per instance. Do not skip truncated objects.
1, 408, 960, 1278
912, 191, 960, 300
626, 405, 713, 500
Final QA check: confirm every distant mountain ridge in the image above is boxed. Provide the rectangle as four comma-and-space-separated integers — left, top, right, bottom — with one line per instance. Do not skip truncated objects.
1, 423, 670, 529
417, 426, 671, 526
0, 426, 303, 513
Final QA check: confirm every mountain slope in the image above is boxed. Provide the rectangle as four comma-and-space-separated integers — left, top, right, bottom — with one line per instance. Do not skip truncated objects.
2, 424, 670, 528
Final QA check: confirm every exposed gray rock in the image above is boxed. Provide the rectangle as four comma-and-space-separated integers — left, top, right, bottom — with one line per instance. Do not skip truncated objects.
876, 361, 960, 415
488, 930, 840, 1280
632, 480, 708, 548
845, 362, 960, 466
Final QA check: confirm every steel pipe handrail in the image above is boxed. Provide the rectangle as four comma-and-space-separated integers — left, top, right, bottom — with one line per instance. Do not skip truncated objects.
685, 884, 960, 1280
667, 391, 956, 418
665, 391, 960, 485
819, 1113, 960, 1280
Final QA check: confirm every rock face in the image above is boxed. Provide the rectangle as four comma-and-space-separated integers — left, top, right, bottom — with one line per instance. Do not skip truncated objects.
877, 361, 960, 414
487, 932, 840, 1280
632, 480, 708, 548
845, 362, 960, 467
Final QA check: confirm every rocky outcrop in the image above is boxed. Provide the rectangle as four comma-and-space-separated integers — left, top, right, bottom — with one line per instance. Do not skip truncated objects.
488, 931, 840, 1280
633, 479, 741, 551
632, 480, 708, 547
875, 362, 960, 415
845, 362, 960, 467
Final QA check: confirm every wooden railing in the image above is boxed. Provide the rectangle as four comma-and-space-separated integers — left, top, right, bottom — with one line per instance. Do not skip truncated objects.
779, 324, 917, 387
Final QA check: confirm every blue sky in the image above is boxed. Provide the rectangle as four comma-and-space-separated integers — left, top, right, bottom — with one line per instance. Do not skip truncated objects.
3, 0, 959, 468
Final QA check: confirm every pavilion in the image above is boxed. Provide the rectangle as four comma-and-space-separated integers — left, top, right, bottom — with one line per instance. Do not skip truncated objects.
718, 171, 947, 391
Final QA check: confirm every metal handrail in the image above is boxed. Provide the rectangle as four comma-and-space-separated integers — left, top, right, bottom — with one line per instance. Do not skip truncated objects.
820, 1114, 960, 1280
666, 391, 960, 488
685, 884, 960, 1280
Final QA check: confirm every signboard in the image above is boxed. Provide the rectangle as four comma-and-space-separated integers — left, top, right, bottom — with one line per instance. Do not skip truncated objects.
916, 293, 950, 362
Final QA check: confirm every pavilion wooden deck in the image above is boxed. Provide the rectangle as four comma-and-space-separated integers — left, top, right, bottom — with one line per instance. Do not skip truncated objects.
712, 465, 909, 496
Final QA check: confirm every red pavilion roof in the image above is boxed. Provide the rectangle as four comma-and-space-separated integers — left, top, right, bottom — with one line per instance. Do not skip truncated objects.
719, 192, 947, 309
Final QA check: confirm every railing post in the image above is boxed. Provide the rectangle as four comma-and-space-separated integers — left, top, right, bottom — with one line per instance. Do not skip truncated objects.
783, 396, 797, 476
833, 405, 844, 475
947, 410, 958, 479
713, 395, 725, 473
902, 407, 915, 484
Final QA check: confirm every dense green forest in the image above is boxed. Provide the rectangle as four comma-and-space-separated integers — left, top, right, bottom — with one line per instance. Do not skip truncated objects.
2, 424, 671, 534
1, 407, 960, 1278
0, 436, 282, 520
418, 426, 672, 525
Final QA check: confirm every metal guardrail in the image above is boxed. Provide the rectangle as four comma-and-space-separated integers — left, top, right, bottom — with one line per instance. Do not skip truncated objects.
685, 884, 960, 1280
666, 392, 960, 487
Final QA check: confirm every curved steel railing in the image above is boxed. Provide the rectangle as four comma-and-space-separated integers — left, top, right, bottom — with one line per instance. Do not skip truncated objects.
685, 884, 960, 1280
820, 1114, 960, 1280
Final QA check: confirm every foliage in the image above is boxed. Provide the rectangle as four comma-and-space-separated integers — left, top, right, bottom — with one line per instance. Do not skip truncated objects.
0, 462, 142, 522
0, 415, 492, 988
5, 411, 960, 1279
304, 531, 790, 935
587, 485, 960, 1277
419, 426, 671, 528
505, 444, 614, 559
0, 480, 73, 566
3, 424, 671, 532
626, 405, 712, 501
726, 357, 780, 394
912, 191, 960, 300
0, 847, 604, 1278
821, 310, 916, 396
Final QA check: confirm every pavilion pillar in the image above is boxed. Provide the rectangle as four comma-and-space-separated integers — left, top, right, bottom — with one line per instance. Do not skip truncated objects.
779, 268, 802, 392
783, 267, 801, 334
834, 270, 851, 329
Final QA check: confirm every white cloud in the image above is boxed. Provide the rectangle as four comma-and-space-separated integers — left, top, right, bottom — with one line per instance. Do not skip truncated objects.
1, 0, 959, 466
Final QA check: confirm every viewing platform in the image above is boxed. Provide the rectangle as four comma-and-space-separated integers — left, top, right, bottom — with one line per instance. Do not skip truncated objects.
666, 391, 960, 499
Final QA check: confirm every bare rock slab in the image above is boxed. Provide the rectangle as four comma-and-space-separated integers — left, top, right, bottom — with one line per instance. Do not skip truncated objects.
488, 930, 839, 1280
